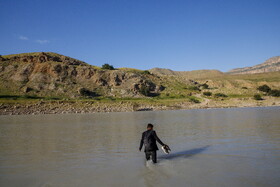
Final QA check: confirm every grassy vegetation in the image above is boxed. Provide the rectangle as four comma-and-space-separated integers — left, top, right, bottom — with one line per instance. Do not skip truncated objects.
0, 93, 203, 106
118, 67, 144, 73
227, 94, 252, 98
207, 71, 280, 82
0, 94, 62, 100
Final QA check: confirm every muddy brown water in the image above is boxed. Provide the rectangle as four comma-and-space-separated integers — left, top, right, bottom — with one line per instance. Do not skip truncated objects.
0, 107, 279, 187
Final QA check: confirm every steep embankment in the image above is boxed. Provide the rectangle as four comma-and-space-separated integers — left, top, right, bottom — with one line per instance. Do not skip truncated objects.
0, 52, 164, 98
228, 56, 280, 74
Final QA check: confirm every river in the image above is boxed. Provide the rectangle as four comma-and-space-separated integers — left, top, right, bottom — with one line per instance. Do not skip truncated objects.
0, 107, 279, 187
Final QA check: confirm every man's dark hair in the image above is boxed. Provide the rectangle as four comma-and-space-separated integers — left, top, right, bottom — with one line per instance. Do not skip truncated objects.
147, 123, 153, 129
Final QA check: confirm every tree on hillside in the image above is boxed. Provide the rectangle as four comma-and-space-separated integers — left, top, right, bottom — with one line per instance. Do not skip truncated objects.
268, 89, 280, 97
102, 63, 115, 70
142, 70, 151, 75
257, 84, 271, 93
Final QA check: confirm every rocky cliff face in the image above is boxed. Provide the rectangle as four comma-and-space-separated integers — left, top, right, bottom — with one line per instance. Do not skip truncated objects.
228, 56, 280, 74
0, 52, 164, 98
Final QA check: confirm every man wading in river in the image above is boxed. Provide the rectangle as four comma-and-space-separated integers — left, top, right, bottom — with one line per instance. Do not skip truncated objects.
139, 123, 167, 163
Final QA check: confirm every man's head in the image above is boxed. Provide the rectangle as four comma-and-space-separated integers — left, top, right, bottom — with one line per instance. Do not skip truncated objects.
147, 123, 153, 130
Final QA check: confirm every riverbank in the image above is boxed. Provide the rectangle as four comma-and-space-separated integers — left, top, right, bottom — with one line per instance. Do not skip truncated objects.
0, 96, 279, 115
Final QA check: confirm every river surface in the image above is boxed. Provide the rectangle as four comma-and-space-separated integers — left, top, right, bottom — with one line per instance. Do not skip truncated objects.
0, 107, 280, 187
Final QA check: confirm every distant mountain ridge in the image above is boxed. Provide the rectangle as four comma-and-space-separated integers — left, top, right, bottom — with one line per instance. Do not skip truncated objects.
149, 56, 280, 76
228, 56, 280, 74
149, 68, 224, 79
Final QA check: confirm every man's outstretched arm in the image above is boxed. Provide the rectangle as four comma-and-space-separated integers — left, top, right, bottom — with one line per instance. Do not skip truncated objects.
139, 133, 144, 151
153, 131, 165, 146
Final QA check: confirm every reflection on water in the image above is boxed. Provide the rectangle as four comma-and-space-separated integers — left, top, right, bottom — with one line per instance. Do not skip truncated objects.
0, 107, 280, 187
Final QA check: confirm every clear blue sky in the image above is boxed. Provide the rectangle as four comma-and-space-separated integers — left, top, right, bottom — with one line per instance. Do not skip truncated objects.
1, 0, 279, 72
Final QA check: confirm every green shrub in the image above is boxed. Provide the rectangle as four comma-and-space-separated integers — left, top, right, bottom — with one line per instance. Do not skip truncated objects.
203, 92, 212, 96
257, 84, 271, 93
142, 70, 151, 75
253, 94, 263, 100
268, 89, 280, 97
214, 93, 228, 97
79, 88, 99, 97
201, 83, 209, 89
101, 63, 115, 70
189, 97, 200, 103
139, 86, 150, 96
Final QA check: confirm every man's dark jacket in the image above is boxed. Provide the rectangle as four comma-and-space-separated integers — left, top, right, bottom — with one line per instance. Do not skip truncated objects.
139, 130, 164, 152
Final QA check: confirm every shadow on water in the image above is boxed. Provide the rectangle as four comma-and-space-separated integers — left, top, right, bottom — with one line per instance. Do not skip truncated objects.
158, 145, 210, 160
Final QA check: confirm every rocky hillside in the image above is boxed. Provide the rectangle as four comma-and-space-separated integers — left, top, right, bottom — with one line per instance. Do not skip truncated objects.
0, 52, 165, 98
228, 56, 280, 74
